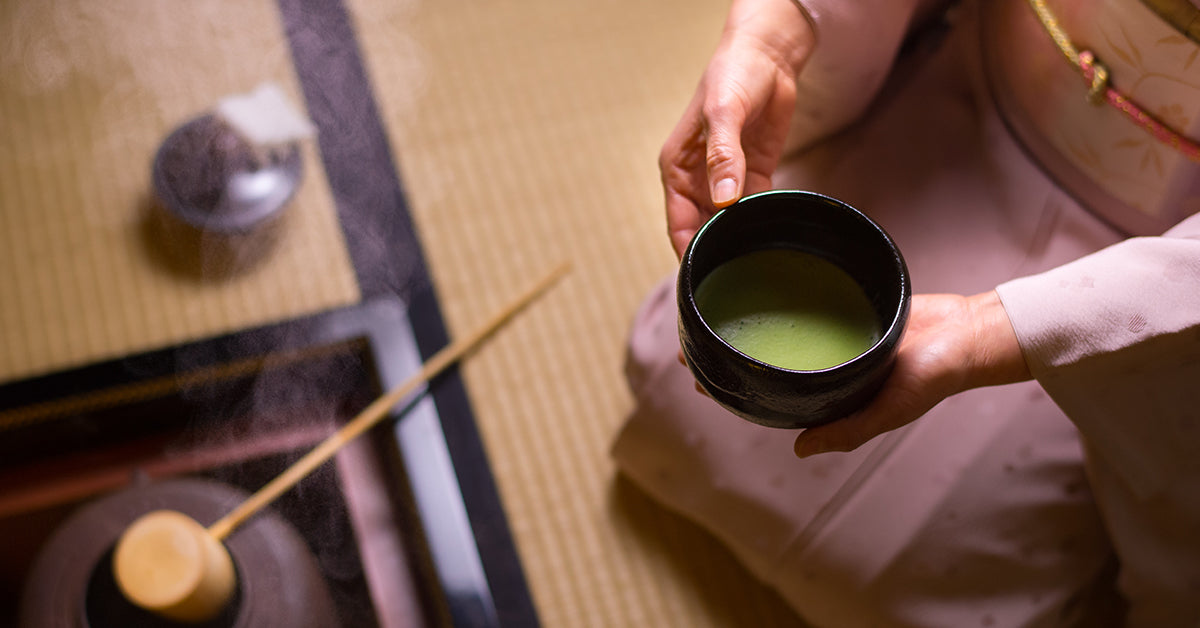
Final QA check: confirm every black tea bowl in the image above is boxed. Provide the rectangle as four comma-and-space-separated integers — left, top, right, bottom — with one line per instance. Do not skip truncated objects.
677, 190, 910, 429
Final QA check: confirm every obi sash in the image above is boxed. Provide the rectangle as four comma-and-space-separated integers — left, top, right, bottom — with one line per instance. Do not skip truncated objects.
982, 0, 1200, 235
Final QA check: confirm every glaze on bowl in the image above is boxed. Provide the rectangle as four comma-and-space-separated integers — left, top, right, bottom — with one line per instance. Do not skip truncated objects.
677, 190, 910, 429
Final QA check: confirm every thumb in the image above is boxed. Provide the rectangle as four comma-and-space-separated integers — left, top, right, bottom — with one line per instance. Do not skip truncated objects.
705, 112, 746, 208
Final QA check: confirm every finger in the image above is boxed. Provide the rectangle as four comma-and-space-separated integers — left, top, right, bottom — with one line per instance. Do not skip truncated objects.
793, 423, 848, 458
793, 389, 917, 457
677, 351, 711, 398
702, 92, 749, 208
792, 369, 945, 458
792, 411, 885, 458
666, 187, 706, 258
791, 387, 911, 457
662, 100, 716, 258
739, 73, 798, 195
743, 169, 773, 197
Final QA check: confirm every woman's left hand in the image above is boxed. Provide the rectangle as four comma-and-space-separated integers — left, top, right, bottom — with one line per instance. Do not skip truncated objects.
793, 291, 1032, 457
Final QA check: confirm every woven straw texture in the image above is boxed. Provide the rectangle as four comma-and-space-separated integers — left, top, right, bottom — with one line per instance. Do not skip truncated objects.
0, 0, 360, 383
348, 0, 809, 625
1, 0, 810, 625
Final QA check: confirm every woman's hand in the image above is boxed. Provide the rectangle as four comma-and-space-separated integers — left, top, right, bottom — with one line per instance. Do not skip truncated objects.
661, 0, 815, 258
793, 291, 1033, 457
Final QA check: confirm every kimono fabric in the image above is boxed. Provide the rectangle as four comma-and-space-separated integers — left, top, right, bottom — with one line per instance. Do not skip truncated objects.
612, 0, 1200, 626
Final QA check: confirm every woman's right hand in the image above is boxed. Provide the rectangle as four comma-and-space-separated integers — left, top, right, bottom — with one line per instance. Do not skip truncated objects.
660, 0, 816, 258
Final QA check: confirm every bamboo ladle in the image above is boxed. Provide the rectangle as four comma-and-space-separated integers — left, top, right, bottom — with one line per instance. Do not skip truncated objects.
113, 263, 570, 622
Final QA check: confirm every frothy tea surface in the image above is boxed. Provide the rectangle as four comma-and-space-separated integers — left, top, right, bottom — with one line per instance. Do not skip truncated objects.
694, 249, 881, 370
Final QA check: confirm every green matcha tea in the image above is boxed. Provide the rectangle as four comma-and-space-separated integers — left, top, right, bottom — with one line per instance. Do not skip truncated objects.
694, 249, 881, 370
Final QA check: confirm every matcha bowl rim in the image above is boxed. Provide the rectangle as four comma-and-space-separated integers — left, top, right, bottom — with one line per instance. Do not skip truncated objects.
677, 189, 911, 429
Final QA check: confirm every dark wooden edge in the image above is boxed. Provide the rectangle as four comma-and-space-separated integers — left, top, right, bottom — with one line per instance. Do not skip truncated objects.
0, 0, 539, 624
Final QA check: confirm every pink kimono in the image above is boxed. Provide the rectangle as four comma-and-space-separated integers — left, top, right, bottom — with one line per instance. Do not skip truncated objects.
612, 0, 1200, 626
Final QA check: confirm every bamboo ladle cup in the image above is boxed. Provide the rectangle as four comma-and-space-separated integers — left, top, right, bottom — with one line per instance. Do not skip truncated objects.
113, 263, 570, 622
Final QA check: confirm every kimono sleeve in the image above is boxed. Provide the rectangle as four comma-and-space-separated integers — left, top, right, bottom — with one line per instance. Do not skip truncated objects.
785, 0, 946, 151
996, 211, 1200, 628
995, 213, 1200, 497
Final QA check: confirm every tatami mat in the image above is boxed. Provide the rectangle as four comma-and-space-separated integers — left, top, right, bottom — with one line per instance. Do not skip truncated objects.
1, 0, 814, 624
0, 0, 360, 383
348, 1, 809, 625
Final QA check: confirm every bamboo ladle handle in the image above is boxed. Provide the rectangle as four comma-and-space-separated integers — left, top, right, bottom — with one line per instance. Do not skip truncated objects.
113, 262, 570, 622
211, 261, 570, 540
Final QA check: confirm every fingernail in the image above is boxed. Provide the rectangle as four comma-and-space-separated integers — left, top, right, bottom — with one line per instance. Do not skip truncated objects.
712, 178, 737, 206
